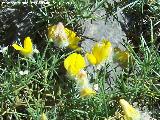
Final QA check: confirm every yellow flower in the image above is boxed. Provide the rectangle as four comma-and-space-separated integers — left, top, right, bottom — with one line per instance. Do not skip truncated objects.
40, 113, 48, 120
64, 53, 86, 76
80, 87, 96, 97
119, 99, 141, 120
114, 47, 130, 67
12, 37, 33, 57
86, 40, 112, 65
48, 22, 81, 50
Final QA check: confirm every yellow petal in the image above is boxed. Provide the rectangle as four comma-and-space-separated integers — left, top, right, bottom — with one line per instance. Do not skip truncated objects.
65, 28, 76, 38
92, 43, 102, 61
119, 99, 141, 120
64, 53, 86, 76
24, 37, 33, 52
99, 40, 112, 63
104, 41, 112, 56
12, 43, 23, 50
65, 28, 81, 50
80, 87, 96, 97
86, 53, 97, 65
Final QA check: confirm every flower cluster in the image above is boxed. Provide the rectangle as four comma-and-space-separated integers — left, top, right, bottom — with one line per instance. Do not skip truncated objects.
48, 22, 114, 97
63, 40, 112, 97
11, 22, 130, 98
